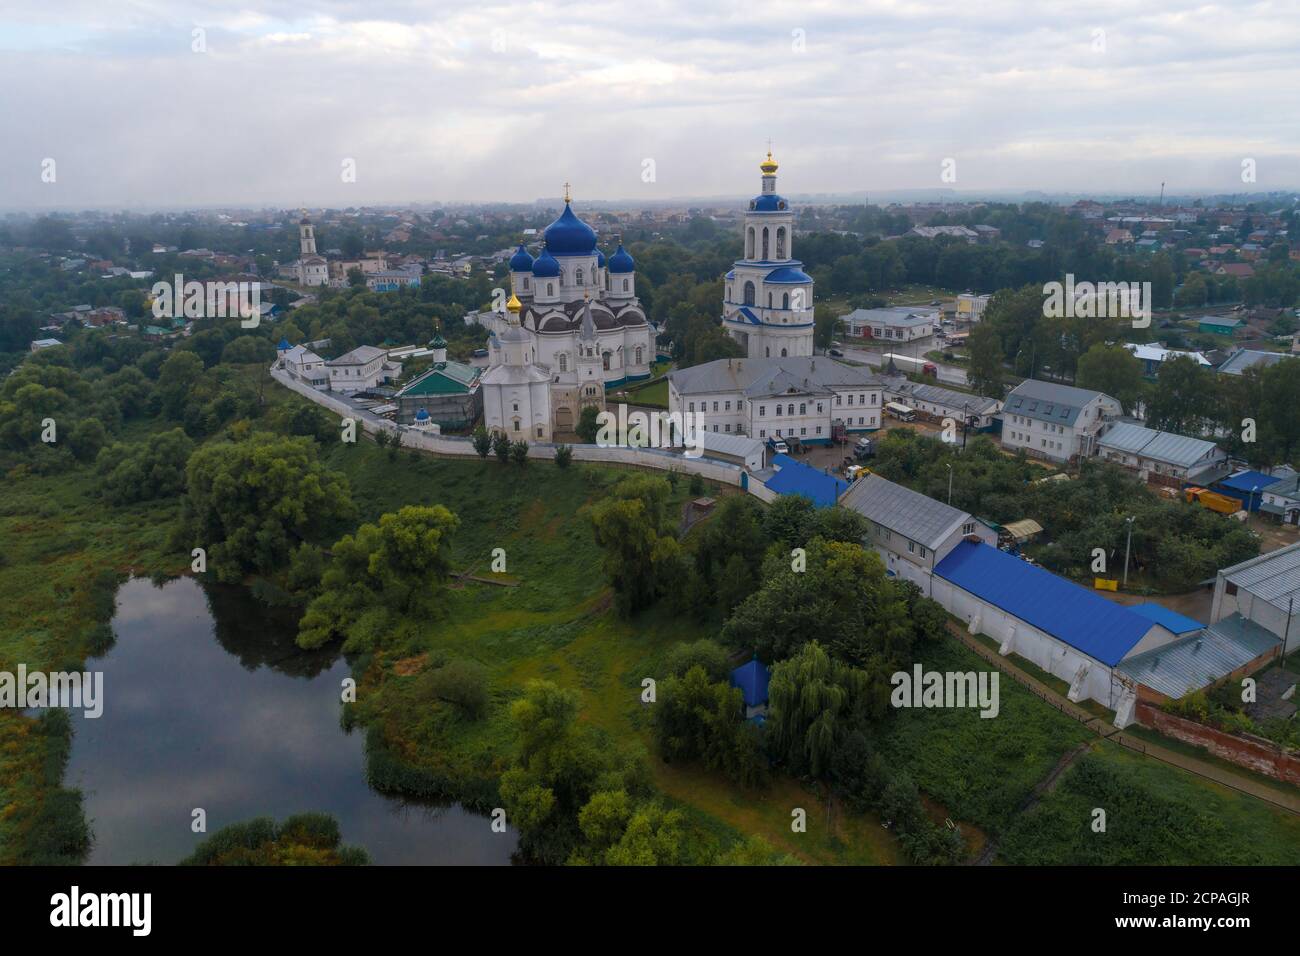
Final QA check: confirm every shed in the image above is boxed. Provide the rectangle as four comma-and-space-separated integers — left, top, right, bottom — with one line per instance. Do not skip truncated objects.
1002, 519, 1043, 542
730, 659, 772, 719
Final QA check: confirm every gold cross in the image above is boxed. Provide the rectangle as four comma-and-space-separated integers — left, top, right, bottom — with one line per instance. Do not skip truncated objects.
563, 181, 572, 203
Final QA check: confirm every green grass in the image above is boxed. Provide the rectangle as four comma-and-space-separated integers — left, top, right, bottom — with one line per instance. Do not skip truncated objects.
875, 637, 1092, 837
999, 744, 1300, 865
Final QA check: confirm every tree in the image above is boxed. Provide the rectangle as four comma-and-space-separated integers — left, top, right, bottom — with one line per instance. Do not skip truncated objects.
576, 405, 601, 444
966, 322, 1005, 398
1146, 355, 1213, 435
1076, 343, 1145, 415
554, 443, 573, 468
179, 434, 354, 584
510, 439, 530, 465
472, 426, 491, 459
416, 659, 489, 719
96, 428, 194, 504
154, 350, 205, 420
587, 475, 676, 615
767, 641, 871, 778
492, 431, 511, 463
652, 665, 767, 787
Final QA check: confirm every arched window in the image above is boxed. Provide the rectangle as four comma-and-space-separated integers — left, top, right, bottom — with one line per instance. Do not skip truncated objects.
776, 227, 786, 259
746, 227, 755, 259
602, 352, 611, 371
765, 347, 770, 357
743, 281, 755, 306
787, 404, 794, 415
782, 292, 789, 309
559, 353, 568, 372
799, 403, 806, 414
635, 346, 643, 365
622, 279, 629, 291
523, 277, 530, 290
767, 292, 772, 307
781, 348, 788, 357
761, 227, 770, 260
576, 268, 584, 285
547, 282, 554, 296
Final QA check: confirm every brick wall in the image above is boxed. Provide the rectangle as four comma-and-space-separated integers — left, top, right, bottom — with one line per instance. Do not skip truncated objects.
1136, 702, 1300, 787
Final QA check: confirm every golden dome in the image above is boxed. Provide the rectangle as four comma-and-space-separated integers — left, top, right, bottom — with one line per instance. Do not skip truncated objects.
506, 290, 522, 313
759, 150, 779, 175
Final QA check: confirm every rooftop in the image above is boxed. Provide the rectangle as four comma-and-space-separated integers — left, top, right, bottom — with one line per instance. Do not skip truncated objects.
670, 356, 880, 397
764, 454, 848, 508
1220, 542, 1300, 611
1117, 613, 1279, 699
839, 473, 971, 550
1004, 379, 1112, 427
1098, 422, 1221, 468
934, 541, 1156, 666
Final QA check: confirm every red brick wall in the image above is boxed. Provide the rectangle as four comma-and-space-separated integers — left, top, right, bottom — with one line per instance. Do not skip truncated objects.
1136, 702, 1300, 787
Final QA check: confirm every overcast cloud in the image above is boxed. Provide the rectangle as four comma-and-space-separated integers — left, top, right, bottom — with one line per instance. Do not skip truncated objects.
2, 0, 1298, 209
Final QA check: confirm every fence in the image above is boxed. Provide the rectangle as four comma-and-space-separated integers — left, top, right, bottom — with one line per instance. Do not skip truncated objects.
271, 367, 747, 488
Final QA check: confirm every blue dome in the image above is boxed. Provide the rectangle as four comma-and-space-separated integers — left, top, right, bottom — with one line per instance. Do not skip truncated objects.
509, 244, 534, 272
596, 249, 607, 268
277, 337, 291, 350
765, 266, 813, 283
543, 203, 598, 256
532, 249, 561, 278
608, 244, 635, 274
415, 407, 430, 421
749, 194, 788, 212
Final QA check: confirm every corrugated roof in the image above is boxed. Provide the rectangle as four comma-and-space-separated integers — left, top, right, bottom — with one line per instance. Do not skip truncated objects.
1004, 379, 1110, 428
699, 431, 764, 459
889, 380, 1001, 416
1098, 422, 1220, 468
1222, 542, 1300, 610
1117, 613, 1279, 698
934, 541, 1155, 666
1217, 470, 1276, 494
670, 356, 879, 397
764, 454, 848, 508
1217, 349, 1287, 375
1127, 602, 1204, 635
839, 473, 970, 550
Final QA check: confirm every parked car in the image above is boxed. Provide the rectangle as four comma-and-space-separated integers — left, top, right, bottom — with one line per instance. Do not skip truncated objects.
766, 436, 789, 455
828, 348, 844, 357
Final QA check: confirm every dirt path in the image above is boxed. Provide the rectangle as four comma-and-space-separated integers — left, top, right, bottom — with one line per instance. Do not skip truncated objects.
947, 622, 1300, 817
975, 742, 1090, 865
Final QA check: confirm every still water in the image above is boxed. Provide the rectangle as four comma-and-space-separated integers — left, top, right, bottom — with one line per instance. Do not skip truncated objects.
65, 576, 516, 865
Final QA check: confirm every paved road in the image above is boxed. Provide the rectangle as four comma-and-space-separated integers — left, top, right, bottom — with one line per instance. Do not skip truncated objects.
829, 340, 970, 387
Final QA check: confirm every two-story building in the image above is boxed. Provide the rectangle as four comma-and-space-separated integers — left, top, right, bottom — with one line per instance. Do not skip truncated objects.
668, 356, 884, 444
325, 345, 402, 393
1000, 380, 1121, 463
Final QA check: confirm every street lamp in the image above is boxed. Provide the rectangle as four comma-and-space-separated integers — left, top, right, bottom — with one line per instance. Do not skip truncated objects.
1122, 516, 1135, 589
947, 462, 954, 506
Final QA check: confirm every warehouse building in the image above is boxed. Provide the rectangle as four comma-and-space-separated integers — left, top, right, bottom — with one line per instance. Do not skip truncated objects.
1096, 422, 1226, 487
1211, 543, 1300, 656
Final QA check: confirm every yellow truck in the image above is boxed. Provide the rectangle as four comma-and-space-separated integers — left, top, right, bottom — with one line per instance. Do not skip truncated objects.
1184, 487, 1242, 516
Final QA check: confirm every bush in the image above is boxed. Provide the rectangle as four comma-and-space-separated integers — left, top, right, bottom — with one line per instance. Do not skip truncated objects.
554, 444, 572, 468
417, 659, 490, 719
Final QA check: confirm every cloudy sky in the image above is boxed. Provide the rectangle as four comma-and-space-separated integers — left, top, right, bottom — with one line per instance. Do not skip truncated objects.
2, 0, 1298, 210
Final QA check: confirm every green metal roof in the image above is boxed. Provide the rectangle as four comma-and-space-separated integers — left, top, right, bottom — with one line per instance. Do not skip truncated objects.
397, 361, 481, 396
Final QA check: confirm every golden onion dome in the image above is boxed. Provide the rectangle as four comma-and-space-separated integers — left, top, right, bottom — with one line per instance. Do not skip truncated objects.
759, 150, 779, 175
506, 290, 522, 313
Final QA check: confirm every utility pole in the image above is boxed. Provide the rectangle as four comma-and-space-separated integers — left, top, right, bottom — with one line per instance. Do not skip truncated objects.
947, 463, 954, 505
1122, 516, 1135, 589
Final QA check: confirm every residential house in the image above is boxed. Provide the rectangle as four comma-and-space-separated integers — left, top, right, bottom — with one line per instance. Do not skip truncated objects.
1000, 379, 1121, 463
840, 306, 936, 342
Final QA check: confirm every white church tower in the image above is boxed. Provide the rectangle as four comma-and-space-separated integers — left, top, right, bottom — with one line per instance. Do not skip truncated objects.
295, 213, 328, 287
722, 151, 815, 359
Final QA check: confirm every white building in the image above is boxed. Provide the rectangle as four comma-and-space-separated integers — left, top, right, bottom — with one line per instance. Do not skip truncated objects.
1211, 543, 1300, 656
840, 473, 996, 588
955, 293, 989, 323
721, 152, 815, 360
669, 356, 884, 443
883, 379, 1002, 430
840, 307, 936, 343
278, 341, 328, 387
325, 345, 402, 393
1000, 380, 1121, 463
480, 186, 653, 437
480, 291, 557, 441
294, 216, 329, 287
1096, 422, 1226, 485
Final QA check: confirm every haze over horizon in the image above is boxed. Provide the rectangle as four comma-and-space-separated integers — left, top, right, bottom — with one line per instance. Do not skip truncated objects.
3, 0, 1299, 211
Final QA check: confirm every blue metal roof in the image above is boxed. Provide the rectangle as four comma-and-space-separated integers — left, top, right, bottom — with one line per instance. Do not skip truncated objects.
766, 454, 848, 508
607, 243, 635, 273
934, 541, 1155, 666
764, 266, 813, 283
1128, 602, 1203, 635
737, 306, 760, 325
749, 194, 788, 212
730, 659, 771, 708
1216, 470, 1275, 494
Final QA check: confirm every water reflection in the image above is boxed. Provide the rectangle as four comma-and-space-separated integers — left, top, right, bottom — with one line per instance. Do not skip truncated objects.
65, 576, 516, 865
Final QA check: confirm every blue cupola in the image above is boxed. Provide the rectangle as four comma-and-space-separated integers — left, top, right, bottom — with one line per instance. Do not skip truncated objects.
277, 337, 291, 351
608, 244, 635, 274
543, 202, 598, 256
509, 243, 534, 272
532, 248, 561, 278
415, 407, 430, 422
596, 249, 607, 269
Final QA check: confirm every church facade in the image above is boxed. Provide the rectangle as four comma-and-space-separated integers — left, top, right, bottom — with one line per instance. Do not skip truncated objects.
294, 216, 329, 287
722, 152, 815, 360
481, 188, 653, 440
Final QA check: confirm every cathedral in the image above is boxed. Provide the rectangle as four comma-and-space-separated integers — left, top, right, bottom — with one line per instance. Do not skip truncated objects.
481, 186, 653, 440
294, 215, 329, 287
721, 151, 815, 359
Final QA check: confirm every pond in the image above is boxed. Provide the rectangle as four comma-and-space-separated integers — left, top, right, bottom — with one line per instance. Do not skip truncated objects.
64, 576, 516, 865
